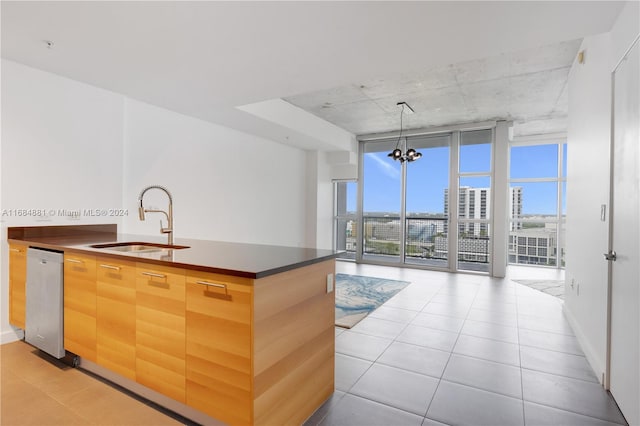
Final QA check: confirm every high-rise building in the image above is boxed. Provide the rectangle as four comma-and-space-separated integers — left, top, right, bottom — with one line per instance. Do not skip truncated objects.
444, 186, 522, 236
510, 186, 523, 231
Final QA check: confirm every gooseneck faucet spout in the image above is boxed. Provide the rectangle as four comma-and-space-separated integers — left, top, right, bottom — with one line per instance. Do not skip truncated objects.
138, 185, 174, 245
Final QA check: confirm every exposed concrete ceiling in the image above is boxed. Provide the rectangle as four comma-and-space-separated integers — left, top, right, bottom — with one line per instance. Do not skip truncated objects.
285, 39, 581, 137
1, 1, 626, 149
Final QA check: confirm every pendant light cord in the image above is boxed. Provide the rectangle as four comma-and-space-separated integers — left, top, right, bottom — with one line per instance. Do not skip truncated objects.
394, 103, 405, 150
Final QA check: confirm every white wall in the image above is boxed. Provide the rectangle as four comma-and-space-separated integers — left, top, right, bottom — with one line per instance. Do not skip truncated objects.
1, 62, 317, 345
121, 99, 308, 247
304, 151, 334, 250
564, 1, 639, 383
1, 59, 125, 342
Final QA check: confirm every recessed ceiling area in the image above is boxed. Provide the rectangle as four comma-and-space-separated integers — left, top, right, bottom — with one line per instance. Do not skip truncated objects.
285, 39, 581, 138
1, 1, 626, 149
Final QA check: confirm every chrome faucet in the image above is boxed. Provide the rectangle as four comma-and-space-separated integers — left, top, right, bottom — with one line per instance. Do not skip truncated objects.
138, 185, 174, 245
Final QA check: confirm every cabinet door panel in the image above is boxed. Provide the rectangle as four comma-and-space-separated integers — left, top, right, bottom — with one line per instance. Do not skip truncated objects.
185, 273, 253, 425
9, 243, 27, 329
136, 263, 186, 402
64, 254, 97, 361
96, 258, 136, 380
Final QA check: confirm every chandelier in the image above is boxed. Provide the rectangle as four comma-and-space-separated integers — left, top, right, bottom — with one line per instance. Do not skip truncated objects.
388, 102, 422, 163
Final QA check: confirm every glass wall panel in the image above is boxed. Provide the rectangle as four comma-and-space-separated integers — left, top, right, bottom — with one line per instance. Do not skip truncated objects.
460, 129, 492, 173
510, 145, 559, 178
458, 223, 490, 272
459, 176, 492, 223
511, 182, 558, 216
508, 222, 559, 266
405, 136, 450, 268
457, 174, 491, 272
362, 141, 402, 262
508, 141, 566, 268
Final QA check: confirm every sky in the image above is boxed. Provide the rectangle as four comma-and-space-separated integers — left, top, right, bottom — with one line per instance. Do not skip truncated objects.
347, 142, 567, 216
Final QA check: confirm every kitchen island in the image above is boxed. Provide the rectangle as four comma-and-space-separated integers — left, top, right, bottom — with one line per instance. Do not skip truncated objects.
8, 225, 338, 425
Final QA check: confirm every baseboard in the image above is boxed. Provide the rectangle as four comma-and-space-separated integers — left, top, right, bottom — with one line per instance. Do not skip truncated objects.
563, 304, 606, 385
1, 328, 24, 344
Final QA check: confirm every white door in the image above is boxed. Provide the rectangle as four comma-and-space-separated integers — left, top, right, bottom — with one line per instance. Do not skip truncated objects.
609, 37, 639, 426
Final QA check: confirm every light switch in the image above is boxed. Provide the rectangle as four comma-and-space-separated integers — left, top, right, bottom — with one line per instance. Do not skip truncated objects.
326, 273, 334, 293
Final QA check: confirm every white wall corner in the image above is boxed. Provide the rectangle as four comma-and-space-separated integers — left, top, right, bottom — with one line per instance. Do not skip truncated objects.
305, 151, 320, 248
304, 151, 335, 250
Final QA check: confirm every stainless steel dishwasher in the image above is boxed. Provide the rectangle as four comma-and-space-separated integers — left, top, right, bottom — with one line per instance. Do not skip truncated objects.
26, 247, 65, 359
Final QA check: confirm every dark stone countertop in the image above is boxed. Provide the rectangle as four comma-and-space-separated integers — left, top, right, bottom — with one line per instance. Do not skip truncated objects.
7, 225, 340, 279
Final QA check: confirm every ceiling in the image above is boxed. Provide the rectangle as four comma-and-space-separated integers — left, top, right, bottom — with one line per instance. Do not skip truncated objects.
1, 1, 626, 149
285, 39, 581, 137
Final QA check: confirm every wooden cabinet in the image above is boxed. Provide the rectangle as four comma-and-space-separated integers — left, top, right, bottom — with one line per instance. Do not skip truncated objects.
185, 271, 253, 426
8, 243, 28, 329
135, 263, 186, 402
64, 253, 97, 361
96, 256, 137, 380
252, 260, 335, 425
12, 236, 334, 426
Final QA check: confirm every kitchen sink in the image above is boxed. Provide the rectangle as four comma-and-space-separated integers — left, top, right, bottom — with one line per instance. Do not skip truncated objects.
89, 242, 190, 253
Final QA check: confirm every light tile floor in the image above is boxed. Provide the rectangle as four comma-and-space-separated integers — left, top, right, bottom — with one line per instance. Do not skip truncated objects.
0, 263, 628, 426
306, 262, 628, 426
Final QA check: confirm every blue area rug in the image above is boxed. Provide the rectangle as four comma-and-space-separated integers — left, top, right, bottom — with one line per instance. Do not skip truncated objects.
335, 273, 410, 328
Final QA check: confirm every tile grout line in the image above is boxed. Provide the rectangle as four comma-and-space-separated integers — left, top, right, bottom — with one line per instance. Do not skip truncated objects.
421, 280, 482, 423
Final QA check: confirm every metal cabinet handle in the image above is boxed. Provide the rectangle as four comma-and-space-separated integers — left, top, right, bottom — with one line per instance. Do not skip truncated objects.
67, 259, 83, 264
196, 280, 226, 288
196, 280, 228, 294
99, 264, 121, 271
142, 271, 166, 279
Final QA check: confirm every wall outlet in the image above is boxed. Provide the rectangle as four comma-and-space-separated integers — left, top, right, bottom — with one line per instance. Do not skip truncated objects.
326, 273, 334, 293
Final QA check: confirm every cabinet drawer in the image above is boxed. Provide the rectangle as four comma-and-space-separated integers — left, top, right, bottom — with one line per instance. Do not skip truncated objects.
97, 257, 136, 288
136, 263, 185, 304
65, 253, 97, 276
185, 271, 252, 323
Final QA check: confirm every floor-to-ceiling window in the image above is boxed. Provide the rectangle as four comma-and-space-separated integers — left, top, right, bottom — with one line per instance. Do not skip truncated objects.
508, 141, 566, 267
360, 139, 403, 263
457, 129, 493, 273
356, 127, 496, 273
405, 135, 450, 268
359, 134, 451, 267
